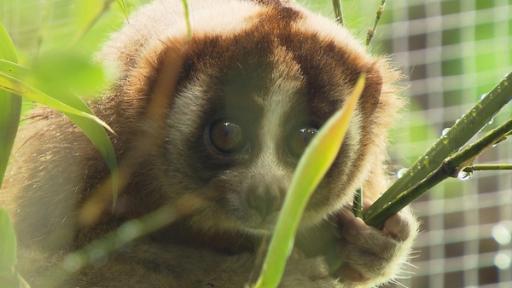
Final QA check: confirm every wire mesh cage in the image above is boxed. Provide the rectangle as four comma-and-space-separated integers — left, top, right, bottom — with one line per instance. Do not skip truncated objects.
378, 0, 512, 287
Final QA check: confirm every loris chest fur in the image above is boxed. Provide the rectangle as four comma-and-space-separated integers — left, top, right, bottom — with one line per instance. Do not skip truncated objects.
1, 0, 418, 287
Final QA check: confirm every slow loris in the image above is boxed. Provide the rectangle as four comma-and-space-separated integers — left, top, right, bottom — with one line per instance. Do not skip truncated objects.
1, 0, 418, 287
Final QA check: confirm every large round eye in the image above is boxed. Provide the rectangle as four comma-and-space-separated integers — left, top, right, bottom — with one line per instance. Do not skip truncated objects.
208, 119, 245, 154
288, 127, 318, 158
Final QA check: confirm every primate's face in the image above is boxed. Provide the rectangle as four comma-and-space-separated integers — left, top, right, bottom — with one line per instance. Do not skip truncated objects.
159, 10, 382, 234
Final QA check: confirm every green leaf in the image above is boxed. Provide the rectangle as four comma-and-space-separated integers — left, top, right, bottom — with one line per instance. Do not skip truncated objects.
0, 209, 17, 271
1, 25, 118, 202
0, 25, 17, 62
117, 0, 129, 18
29, 51, 118, 195
0, 72, 113, 133
73, 0, 105, 34
0, 93, 20, 186
31, 51, 107, 96
0, 71, 118, 195
0, 23, 21, 186
0, 60, 28, 79
253, 74, 366, 288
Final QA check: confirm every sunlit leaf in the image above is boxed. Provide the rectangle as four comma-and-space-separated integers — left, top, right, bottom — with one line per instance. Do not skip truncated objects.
117, 0, 129, 18
0, 72, 113, 133
0, 23, 21, 186
0, 70, 118, 189
0, 27, 17, 62
31, 51, 107, 96
74, 0, 105, 33
254, 74, 366, 288
0, 60, 28, 79
0, 22, 22, 286
29, 50, 118, 195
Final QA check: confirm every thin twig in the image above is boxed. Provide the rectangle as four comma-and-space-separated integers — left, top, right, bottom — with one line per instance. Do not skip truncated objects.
366, 0, 386, 46
365, 119, 512, 228
181, 0, 192, 38
463, 163, 512, 172
331, 0, 344, 25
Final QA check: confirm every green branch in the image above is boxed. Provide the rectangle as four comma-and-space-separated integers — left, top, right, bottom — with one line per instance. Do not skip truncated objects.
364, 73, 512, 227
365, 118, 512, 228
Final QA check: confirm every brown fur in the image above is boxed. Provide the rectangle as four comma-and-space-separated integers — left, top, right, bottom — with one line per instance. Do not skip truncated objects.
1, 1, 417, 287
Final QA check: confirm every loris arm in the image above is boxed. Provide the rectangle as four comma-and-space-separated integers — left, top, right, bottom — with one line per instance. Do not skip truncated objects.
298, 163, 419, 288
297, 206, 417, 287
329, 205, 418, 287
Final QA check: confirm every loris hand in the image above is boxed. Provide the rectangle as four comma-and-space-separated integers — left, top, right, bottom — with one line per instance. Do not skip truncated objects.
329, 206, 418, 287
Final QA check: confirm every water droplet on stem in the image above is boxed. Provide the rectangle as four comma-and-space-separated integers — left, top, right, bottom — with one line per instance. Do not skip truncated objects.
397, 168, 408, 178
457, 170, 472, 181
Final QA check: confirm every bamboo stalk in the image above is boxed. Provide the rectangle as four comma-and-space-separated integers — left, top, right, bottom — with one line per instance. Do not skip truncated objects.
365, 119, 512, 228
364, 72, 512, 226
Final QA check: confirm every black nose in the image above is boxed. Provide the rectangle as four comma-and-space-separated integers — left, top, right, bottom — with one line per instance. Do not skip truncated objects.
246, 185, 283, 219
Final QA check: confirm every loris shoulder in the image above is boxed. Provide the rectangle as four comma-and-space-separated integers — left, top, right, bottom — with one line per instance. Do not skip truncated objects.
0, 0, 418, 287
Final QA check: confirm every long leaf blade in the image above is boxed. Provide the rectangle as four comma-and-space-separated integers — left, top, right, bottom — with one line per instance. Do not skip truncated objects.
253, 74, 366, 288
0, 23, 20, 186
29, 51, 118, 176
0, 72, 113, 133
0, 23, 20, 286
